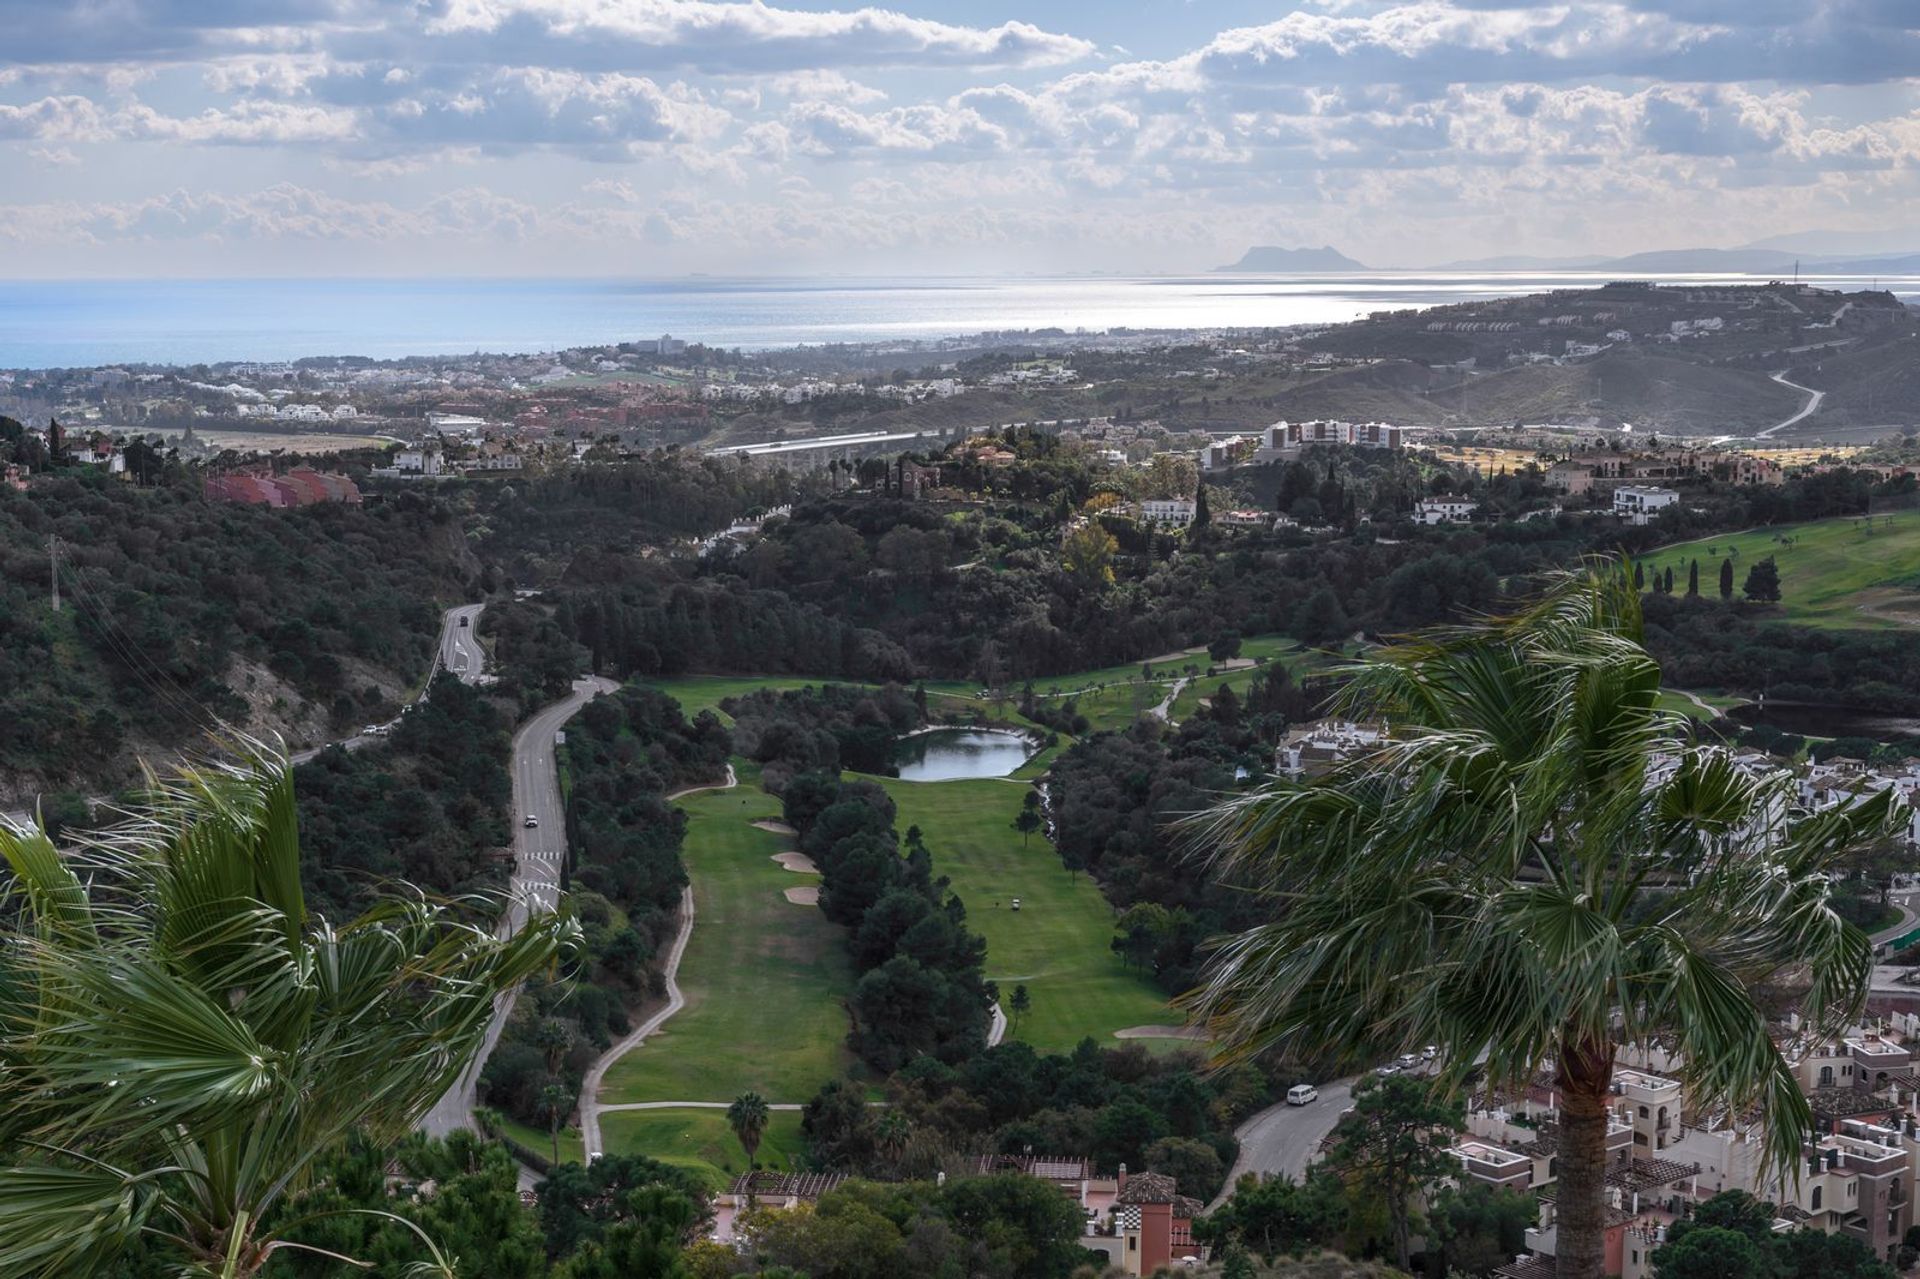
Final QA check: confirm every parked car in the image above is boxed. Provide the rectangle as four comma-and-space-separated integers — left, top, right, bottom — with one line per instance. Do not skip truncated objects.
1286, 1084, 1319, 1106
1374, 1064, 1399, 1077
1423, 1045, 1439, 1061
1396, 1053, 1420, 1070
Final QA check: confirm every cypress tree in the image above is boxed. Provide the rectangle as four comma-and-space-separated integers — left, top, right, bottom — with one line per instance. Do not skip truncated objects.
1719, 557, 1735, 599
1194, 477, 1212, 528
1687, 559, 1700, 597
1633, 562, 1645, 591
1663, 566, 1674, 594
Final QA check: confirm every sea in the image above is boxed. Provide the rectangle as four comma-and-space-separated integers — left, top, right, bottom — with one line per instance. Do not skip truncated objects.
3, 271, 1917, 368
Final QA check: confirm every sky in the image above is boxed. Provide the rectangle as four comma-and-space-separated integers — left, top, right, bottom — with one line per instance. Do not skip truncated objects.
1, 0, 1918, 277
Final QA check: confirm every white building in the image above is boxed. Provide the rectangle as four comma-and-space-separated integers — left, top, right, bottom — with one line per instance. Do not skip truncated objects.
1614, 486, 1680, 525
388, 443, 445, 477
1414, 498, 1478, 525
1258, 419, 1402, 457
1140, 498, 1197, 526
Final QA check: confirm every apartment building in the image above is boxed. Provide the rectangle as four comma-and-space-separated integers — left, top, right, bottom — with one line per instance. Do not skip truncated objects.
1613, 486, 1680, 525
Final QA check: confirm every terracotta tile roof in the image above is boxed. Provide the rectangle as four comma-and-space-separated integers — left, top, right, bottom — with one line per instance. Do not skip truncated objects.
1117, 1170, 1179, 1204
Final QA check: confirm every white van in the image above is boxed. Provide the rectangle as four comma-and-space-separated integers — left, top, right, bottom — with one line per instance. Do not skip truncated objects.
1286, 1084, 1319, 1106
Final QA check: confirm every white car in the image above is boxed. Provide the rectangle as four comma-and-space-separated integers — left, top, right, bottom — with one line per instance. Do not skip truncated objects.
523, 815, 539, 828
1375, 1064, 1399, 1077
1396, 1053, 1420, 1070
1286, 1084, 1319, 1106
1422, 1045, 1439, 1061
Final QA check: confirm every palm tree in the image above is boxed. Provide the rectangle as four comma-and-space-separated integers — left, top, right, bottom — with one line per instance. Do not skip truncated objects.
0, 746, 576, 1278
728, 1091, 771, 1167
1185, 565, 1902, 1279
873, 1109, 912, 1171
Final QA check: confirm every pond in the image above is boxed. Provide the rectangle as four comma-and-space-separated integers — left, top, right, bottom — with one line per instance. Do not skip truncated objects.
1728, 700, 1920, 742
894, 728, 1036, 782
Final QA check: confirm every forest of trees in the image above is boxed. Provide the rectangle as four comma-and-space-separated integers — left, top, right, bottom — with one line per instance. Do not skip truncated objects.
802, 1036, 1262, 1206
782, 772, 993, 1072
0, 465, 471, 786
723, 682, 924, 784
294, 673, 514, 920
1049, 665, 1329, 996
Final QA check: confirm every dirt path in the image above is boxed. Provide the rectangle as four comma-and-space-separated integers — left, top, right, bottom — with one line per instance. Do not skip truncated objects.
578, 763, 736, 1161
1149, 677, 1189, 722
1759, 370, 1825, 438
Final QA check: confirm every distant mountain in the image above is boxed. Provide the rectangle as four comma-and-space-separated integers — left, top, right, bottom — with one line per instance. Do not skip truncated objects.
1594, 248, 1806, 274
1744, 228, 1920, 258
1216, 245, 1368, 272
1817, 254, 1920, 276
1421, 245, 1920, 274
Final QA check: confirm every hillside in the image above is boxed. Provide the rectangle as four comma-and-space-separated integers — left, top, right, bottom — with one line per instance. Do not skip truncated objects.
1295, 280, 1915, 434
1788, 339, 1920, 427
0, 472, 477, 799
1425, 350, 1803, 433
1264, 360, 1461, 426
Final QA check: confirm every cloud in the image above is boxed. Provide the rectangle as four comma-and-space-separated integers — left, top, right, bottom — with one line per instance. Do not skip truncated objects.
409, 1, 1095, 72
2, 1, 1919, 270
0, 95, 110, 141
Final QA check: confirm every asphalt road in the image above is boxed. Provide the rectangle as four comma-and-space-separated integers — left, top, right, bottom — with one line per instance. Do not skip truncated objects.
419, 672, 617, 1139
290, 602, 486, 765
439, 603, 488, 683
1208, 1077, 1355, 1210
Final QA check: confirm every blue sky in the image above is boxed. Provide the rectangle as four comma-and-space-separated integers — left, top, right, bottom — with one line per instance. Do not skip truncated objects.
1, 1, 1917, 276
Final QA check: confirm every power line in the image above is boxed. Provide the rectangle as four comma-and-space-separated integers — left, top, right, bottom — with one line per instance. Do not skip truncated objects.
55, 556, 226, 738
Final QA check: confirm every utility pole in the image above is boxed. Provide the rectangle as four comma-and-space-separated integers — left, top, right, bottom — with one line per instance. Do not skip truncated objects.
48, 534, 58, 612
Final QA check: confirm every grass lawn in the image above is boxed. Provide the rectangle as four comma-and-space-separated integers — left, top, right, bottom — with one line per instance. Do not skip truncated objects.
493, 1114, 585, 1167
640, 675, 874, 724
868, 775, 1171, 1052
1168, 644, 1343, 723
599, 1108, 807, 1193
1650, 515, 1920, 629
597, 768, 858, 1104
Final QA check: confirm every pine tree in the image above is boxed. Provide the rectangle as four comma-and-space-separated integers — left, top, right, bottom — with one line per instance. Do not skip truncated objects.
1719, 557, 1735, 599
1687, 559, 1700, 597
1743, 556, 1782, 603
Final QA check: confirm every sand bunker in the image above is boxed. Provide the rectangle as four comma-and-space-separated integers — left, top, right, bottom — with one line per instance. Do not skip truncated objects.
771, 852, 819, 874
783, 885, 821, 905
752, 820, 798, 835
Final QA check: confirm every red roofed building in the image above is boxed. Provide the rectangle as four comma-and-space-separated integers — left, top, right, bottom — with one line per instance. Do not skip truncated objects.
205, 469, 362, 508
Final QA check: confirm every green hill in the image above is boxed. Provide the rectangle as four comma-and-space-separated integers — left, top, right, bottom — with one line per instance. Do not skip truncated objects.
1651, 514, 1920, 628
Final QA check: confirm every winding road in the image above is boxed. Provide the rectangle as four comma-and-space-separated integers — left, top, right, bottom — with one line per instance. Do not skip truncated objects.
417, 640, 618, 1139
1759, 370, 1825, 438
1208, 1078, 1355, 1210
